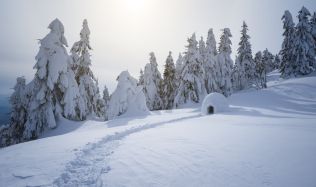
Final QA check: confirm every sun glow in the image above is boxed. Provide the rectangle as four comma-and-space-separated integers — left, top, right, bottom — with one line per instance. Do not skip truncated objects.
123, 0, 146, 12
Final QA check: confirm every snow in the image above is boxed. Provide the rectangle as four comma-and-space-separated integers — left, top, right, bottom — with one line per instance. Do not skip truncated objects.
1, 72, 316, 187
201, 92, 229, 115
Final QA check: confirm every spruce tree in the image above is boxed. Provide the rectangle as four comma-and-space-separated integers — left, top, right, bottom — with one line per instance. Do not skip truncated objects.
0, 77, 27, 147
262, 49, 275, 73
175, 53, 183, 85
291, 7, 315, 75
143, 52, 163, 110
204, 28, 219, 93
234, 21, 255, 91
254, 51, 267, 89
280, 10, 296, 77
21, 19, 81, 141
274, 54, 281, 70
70, 19, 105, 118
174, 33, 206, 107
217, 28, 233, 96
161, 52, 176, 109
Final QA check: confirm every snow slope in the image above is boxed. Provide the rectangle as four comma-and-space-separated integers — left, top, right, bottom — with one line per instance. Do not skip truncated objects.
0, 72, 316, 187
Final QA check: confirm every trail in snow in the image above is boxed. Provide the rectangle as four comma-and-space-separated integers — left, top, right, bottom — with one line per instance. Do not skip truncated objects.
53, 114, 200, 186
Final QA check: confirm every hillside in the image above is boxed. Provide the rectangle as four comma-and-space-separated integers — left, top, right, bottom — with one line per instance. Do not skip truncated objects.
0, 72, 316, 187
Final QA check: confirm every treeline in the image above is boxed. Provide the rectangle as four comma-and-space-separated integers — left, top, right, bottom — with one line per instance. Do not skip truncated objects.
0, 6, 315, 147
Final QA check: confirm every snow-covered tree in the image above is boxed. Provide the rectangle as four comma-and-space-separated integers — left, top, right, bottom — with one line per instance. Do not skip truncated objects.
291, 7, 315, 75
262, 49, 275, 73
175, 53, 183, 85
274, 54, 281, 69
254, 51, 267, 89
280, 10, 296, 77
107, 71, 148, 120
138, 69, 145, 86
311, 12, 316, 50
161, 52, 177, 109
19, 19, 84, 141
233, 21, 255, 91
174, 33, 207, 107
103, 85, 110, 107
199, 36, 207, 64
204, 28, 219, 93
0, 77, 28, 147
70, 19, 105, 118
142, 52, 163, 110
217, 28, 233, 96
101, 85, 110, 120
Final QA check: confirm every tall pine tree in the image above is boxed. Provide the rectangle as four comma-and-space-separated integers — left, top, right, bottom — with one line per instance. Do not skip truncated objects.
161, 52, 176, 109
233, 21, 254, 90
142, 52, 163, 110
71, 19, 105, 119
217, 28, 233, 96
291, 7, 315, 75
280, 10, 296, 77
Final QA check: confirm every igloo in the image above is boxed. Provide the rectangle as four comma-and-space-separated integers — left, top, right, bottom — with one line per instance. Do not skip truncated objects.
201, 92, 229, 115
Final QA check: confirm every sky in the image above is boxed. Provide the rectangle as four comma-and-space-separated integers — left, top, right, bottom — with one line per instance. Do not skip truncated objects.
0, 0, 315, 95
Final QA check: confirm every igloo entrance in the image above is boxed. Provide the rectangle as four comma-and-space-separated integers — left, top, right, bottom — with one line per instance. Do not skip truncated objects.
207, 106, 214, 114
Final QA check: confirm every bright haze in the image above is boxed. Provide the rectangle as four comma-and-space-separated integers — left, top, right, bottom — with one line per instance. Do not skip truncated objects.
0, 0, 315, 94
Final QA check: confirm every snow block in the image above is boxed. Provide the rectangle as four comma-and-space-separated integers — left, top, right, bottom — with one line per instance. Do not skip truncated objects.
201, 93, 229, 115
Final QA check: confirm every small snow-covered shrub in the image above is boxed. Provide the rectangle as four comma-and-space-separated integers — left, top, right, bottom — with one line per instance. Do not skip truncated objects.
201, 93, 229, 115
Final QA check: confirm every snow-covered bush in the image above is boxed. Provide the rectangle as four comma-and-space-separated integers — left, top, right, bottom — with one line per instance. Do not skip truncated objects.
201, 92, 229, 115
107, 71, 149, 120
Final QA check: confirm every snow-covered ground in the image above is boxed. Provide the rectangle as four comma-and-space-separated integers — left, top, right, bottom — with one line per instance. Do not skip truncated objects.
1, 72, 316, 187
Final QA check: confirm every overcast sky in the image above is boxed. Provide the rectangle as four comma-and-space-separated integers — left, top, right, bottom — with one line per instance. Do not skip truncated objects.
0, 0, 315, 94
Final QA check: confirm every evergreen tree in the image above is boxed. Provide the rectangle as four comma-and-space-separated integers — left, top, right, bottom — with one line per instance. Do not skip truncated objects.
107, 71, 148, 119
138, 69, 145, 86
175, 53, 183, 85
204, 28, 219, 93
311, 12, 316, 48
233, 21, 254, 90
217, 28, 233, 96
161, 51, 177, 109
143, 52, 163, 110
274, 54, 281, 69
262, 49, 275, 73
291, 7, 315, 75
102, 85, 110, 120
70, 19, 105, 118
254, 51, 267, 89
0, 77, 27, 147
18, 19, 82, 142
280, 10, 296, 77
199, 36, 207, 65
310, 12, 316, 67
174, 33, 207, 107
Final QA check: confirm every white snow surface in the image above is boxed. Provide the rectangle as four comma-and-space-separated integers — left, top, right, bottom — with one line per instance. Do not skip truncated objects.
1, 72, 316, 187
201, 92, 229, 115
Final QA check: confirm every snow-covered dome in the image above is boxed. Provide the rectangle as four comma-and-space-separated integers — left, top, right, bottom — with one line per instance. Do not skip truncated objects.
201, 93, 229, 115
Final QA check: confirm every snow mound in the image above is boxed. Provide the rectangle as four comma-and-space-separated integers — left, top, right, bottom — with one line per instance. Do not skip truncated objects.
201, 92, 229, 115
107, 71, 149, 120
